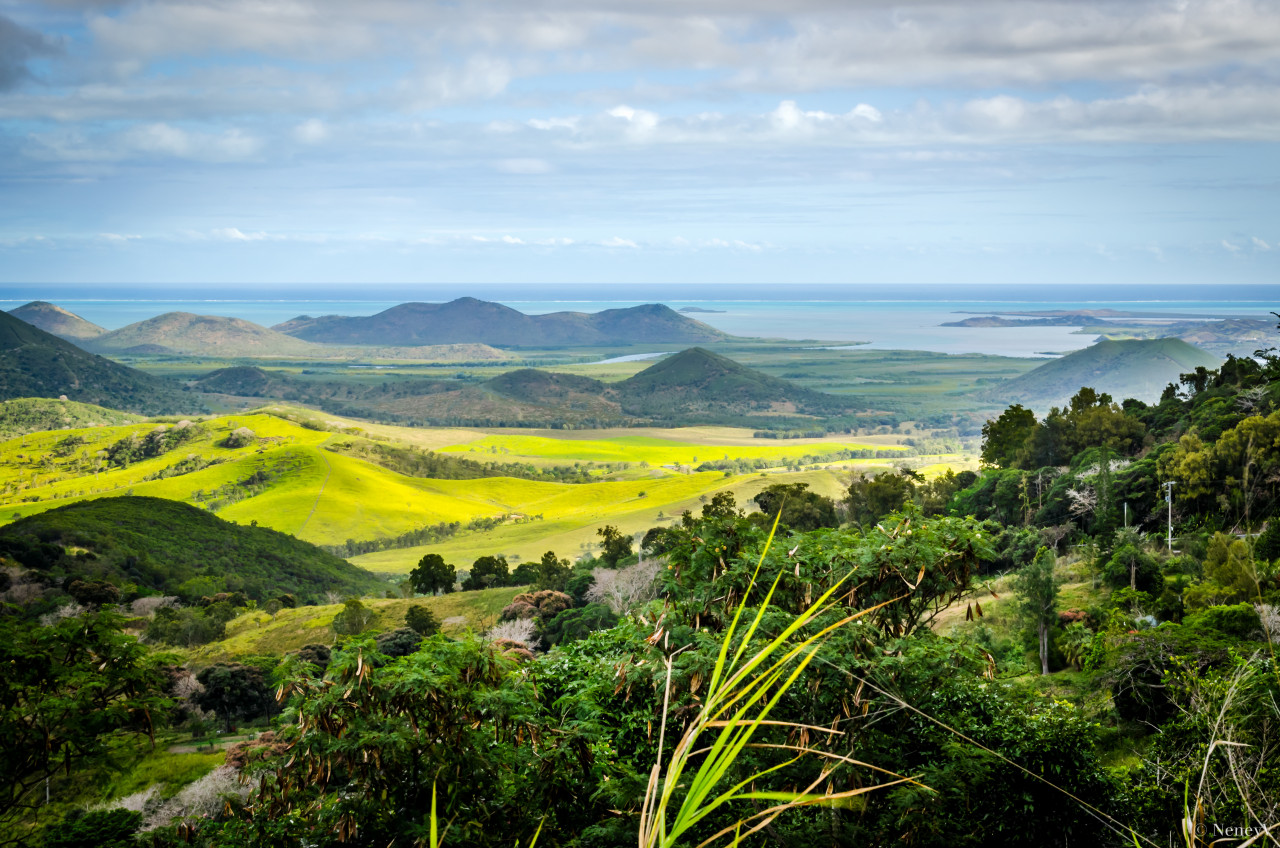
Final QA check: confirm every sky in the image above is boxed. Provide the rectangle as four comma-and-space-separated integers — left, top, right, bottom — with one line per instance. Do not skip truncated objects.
0, 0, 1278, 287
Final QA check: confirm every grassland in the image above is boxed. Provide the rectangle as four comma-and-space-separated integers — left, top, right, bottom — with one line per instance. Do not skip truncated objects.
182, 586, 524, 664
351, 467, 860, 572
0, 406, 971, 573
441, 432, 906, 466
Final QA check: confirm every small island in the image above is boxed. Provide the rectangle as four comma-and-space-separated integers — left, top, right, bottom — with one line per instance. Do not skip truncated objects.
678, 306, 727, 314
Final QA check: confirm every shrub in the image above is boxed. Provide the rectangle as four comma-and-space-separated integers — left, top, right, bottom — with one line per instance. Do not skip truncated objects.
499, 589, 572, 622
1185, 603, 1263, 640
1101, 544, 1161, 594
405, 604, 440, 636
331, 598, 376, 636
485, 618, 539, 651
375, 627, 423, 658
222, 427, 256, 448
43, 808, 142, 848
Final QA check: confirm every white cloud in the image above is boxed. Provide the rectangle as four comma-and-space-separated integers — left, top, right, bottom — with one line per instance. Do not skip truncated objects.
124, 123, 261, 160
294, 118, 328, 144
495, 158, 552, 174
1252, 236, 1272, 251
1222, 239, 1243, 253
211, 227, 269, 241
607, 104, 660, 140
599, 236, 639, 248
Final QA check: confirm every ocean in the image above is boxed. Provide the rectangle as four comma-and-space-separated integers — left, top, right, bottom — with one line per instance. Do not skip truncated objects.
1, 283, 1274, 358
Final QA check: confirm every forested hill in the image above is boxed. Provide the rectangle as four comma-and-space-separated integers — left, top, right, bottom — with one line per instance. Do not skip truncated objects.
273, 298, 728, 346
980, 337, 1219, 410
614, 347, 849, 416
195, 349, 857, 426
0, 311, 199, 415
485, 347, 856, 421
0, 496, 385, 603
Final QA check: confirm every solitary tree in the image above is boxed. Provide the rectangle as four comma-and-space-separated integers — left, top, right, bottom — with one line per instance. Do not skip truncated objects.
463, 555, 510, 591
596, 525, 633, 567
405, 604, 440, 637
194, 663, 273, 732
980, 404, 1037, 468
1012, 548, 1059, 675
331, 598, 377, 636
409, 553, 456, 596
845, 474, 913, 527
755, 483, 840, 531
534, 550, 572, 591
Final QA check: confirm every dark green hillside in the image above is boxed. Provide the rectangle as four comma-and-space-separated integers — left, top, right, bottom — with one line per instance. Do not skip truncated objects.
274, 297, 727, 347
614, 347, 854, 418
0, 397, 141, 439
980, 338, 1220, 410
195, 351, 856, 426
0, 311, 197, 415
0, 496, 385, 603
7, 301, 106, 342
484, 369, 614, 406
87, 312, 322, 357
195, 366, 458, 414
195, 365, 292, 396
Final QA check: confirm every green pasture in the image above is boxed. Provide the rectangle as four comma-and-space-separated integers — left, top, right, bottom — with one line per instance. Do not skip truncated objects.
0, 409, 969, 572
0, 412, 330, 515
352, 467, 852, 573
439, 432, 904, 466
182, 586, 524, 664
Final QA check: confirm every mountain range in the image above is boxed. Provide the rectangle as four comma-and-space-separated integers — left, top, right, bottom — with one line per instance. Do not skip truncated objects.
272, 298, 728, 347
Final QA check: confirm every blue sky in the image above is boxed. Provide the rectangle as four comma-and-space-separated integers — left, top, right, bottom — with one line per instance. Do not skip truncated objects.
1, 0, 1278, 286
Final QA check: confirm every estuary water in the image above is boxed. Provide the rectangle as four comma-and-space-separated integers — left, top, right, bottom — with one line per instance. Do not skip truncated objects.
1, 283, 1274, 359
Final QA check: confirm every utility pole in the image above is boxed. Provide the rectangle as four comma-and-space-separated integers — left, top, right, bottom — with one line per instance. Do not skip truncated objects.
1163, 481, 1176, 552
1123, 501, 1128, 529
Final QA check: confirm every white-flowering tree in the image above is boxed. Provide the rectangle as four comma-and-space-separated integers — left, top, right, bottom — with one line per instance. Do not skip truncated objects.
586, 558, 662, 614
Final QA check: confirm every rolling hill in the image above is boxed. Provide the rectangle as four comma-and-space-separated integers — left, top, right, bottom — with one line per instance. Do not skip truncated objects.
273, 298, 728, 347
0, 411, 910, 570
86, 312, 325, 357
194, 348, 855, 426
0, 310, 198, 415
613, 347, 851, 418
7, 301, 106, 342
980, 338, 1221, 410
0, 495, 386, 603
0, 397, 141, 439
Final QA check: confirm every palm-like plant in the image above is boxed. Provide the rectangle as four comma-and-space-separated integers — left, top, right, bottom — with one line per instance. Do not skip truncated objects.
637, 514, 915, 848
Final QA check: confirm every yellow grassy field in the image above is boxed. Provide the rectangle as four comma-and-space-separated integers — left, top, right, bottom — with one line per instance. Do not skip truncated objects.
1, 409, 970, 577
440, 432, 906, 466
352, 467, 853, 573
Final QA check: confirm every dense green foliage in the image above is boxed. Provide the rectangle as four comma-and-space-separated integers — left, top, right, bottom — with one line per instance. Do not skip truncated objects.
408, 553, 456, 595
328, 438, 596, 483
0, 496, 386, 604
0, 610, 173, 834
